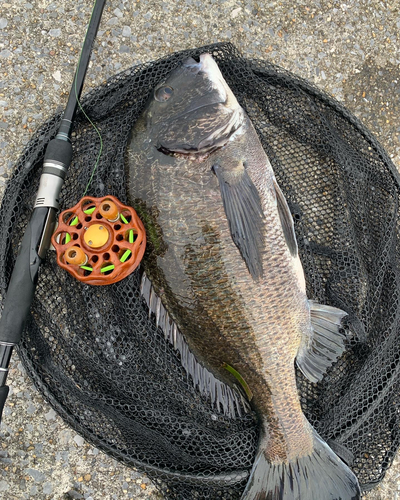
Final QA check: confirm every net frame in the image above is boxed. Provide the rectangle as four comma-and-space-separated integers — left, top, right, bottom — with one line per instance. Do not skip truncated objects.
1, 43, 399, 498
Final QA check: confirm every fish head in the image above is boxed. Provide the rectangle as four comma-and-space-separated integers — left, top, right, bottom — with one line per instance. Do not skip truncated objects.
145, 53, 244, 158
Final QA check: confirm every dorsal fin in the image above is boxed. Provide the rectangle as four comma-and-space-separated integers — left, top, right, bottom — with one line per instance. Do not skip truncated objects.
140, 273, 249, 418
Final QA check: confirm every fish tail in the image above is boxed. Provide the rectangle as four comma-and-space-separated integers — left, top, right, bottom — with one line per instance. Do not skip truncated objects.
241, 429, 360, 500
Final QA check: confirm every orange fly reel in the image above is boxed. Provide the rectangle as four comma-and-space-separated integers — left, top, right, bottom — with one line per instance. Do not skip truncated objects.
52, 196, 146, 285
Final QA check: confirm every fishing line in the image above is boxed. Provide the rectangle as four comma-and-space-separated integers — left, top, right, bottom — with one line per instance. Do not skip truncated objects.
72, 1, 104, 197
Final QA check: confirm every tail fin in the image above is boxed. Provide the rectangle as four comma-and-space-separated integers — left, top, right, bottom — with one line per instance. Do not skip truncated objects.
241, 430, 360, 500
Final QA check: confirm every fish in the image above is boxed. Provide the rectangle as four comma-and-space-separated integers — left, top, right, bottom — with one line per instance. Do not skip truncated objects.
126, 53, 361, 500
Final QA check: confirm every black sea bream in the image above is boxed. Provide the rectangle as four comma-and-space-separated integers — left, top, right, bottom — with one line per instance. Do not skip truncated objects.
126, 53, 360, 500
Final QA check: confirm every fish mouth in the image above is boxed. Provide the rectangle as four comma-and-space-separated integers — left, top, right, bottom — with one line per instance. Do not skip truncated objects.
182, 54, 229, 105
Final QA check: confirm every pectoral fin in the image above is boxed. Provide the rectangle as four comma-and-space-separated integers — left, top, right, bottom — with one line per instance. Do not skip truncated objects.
273, 178, 298, 257
212, 163, 265, 280
296, 301, 348, 383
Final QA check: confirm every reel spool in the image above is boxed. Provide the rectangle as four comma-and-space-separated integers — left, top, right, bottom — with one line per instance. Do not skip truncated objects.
52, 196, 146, 285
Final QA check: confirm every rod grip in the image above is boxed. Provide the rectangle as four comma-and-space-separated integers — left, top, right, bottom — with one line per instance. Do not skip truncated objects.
0, 385, 9, 423
43, 138, 73, 166
0, 208, 49, 344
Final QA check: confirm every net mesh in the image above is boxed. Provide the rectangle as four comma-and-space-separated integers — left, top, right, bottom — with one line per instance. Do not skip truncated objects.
1, 42, 400, 498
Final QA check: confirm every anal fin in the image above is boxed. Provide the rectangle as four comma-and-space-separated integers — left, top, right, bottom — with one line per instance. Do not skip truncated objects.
296, 301, 348, 383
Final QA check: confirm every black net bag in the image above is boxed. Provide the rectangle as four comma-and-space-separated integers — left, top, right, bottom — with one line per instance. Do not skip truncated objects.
1, 42, 399, 499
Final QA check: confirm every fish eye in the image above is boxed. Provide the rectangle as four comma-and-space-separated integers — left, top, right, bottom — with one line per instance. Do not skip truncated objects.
154, 86, 174, 102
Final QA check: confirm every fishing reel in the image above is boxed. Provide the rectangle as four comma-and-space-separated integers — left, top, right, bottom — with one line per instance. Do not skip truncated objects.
51, 196, 146, 285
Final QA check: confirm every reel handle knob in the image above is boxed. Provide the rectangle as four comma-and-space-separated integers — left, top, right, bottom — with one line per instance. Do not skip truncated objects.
64, 246, 88, 266
99, 200, 119, 221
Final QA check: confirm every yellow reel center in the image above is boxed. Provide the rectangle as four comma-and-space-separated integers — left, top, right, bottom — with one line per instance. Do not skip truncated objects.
84, 224, 109, 248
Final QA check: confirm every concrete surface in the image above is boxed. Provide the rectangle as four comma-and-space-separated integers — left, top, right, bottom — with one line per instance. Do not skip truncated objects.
0, 0, 399, 498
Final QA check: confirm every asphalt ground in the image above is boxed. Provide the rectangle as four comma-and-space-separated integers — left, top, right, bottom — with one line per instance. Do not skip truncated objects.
0, 0, 399, 499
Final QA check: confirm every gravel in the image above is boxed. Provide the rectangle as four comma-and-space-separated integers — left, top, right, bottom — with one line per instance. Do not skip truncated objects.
0, 0, 399, 498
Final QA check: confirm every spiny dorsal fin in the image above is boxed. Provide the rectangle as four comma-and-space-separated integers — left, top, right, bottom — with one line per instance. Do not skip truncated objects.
140, 273, 249, 417
273, 178, 298, 257
296, 300, 348, 383
212, 163, 265, 281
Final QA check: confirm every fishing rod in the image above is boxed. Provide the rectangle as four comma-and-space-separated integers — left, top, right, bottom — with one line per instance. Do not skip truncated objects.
0, 0, 107, 422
